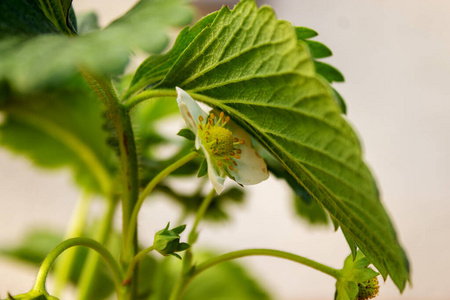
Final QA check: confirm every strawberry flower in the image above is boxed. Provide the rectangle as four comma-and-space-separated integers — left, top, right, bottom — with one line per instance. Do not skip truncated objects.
176, 87, 269, 194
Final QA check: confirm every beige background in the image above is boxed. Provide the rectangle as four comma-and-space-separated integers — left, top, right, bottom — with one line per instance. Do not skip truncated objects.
1, 0, 449, 299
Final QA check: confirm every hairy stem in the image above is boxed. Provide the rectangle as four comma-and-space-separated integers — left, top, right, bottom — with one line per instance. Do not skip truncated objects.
33, 237, 123, 297
81, 71, 139, 258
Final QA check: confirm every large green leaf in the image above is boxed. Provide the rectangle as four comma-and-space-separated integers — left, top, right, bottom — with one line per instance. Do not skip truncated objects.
35, 0, 76, 35
0, 0, 59, 37
127, 11, 219, 98
146, 0, 409, 291
0, 77, 115, 195
0, 0, 193, 92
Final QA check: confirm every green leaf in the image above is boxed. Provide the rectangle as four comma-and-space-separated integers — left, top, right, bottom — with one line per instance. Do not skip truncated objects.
294, 196, 329, 225
0, 0, 193, 92
177, 128, 196, 141
150, 0, 409, 290
0, 230, 62, 264
332, 87, 347, 114
295, 26, 318, 39
0, 76, 116, 195
0, 0, 59, 37
127, 11, 219, 97
35, 0, 75, 35
305, 40, 332, 59
295, 26, 346, 113
315, 61, 345, 83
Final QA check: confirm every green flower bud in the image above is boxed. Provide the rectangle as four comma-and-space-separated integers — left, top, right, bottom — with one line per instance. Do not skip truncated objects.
153, 223, 190, 259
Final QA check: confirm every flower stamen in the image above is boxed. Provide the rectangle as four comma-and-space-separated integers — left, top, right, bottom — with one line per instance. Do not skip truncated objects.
195, 111, 246, 175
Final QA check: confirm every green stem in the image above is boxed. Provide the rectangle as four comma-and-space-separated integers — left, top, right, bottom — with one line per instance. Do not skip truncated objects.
76, 198, 118, 300
124, 89, 177, 111
172, 248, 339, 300
188, 189, 215, 244
53, 191, 92, 296
196, 248, 340, 278
81, 71, 139, 262
33, 237, 122, 297
125, 151, 199, 256
124, 246, 155, 282
169, 189, 216, 300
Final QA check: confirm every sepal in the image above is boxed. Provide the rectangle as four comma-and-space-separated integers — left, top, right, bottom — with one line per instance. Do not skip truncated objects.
5, 290, 59, 300
335, 251, 379, 300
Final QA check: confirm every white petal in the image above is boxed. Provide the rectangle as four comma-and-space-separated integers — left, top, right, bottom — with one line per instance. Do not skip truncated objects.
176, 87, 208, 133
201, 144, 225, 194
227, 123, 269, 185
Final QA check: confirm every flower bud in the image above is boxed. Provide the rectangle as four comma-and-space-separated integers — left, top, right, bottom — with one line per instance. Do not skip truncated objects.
153, 223, 190, 259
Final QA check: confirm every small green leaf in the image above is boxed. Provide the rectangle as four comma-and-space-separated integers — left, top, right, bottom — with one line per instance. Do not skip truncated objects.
295, 26, 346, 113
177, 128, 196, 141
295, 26, 318, 39
315, 61, 345, 82
149, 0, 409, 290
332, 87, 347, 114
197, 158, 208, 177
305, 40, 332, 58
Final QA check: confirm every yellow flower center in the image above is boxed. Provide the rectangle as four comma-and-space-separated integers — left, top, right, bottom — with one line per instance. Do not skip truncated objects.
208, 127, 233, 154
197, 112, 245, 172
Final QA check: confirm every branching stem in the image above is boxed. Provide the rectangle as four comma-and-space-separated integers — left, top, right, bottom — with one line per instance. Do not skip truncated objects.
125, 151, 199, 254
124, 246, 155, 282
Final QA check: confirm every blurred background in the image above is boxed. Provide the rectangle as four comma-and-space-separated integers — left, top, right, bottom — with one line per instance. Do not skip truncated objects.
1, 0, 449, 299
